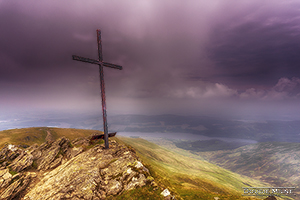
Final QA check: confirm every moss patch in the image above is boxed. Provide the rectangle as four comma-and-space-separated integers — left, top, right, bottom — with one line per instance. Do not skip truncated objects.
9, 169, 18, 176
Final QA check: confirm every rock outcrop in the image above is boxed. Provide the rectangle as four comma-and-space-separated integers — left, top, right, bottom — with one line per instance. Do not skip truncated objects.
0, 135, 158, 200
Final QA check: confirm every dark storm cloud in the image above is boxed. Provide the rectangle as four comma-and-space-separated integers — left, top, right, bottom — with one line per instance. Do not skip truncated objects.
207, 0, 300, 88
1, 0, 300, 118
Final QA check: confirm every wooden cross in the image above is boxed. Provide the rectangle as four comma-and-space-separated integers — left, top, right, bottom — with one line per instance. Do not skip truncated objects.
72, 29, 123, 149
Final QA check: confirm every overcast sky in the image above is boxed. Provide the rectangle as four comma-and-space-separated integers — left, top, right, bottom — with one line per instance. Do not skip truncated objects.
1, 0, 300, 119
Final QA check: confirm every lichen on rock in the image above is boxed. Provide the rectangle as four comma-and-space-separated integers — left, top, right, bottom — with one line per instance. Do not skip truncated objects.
0, 169, 12, 189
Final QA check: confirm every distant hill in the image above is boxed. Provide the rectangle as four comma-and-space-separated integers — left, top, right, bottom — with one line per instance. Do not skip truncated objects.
175, 139, 249, 151
196, 142, 300, 197
3, 113, 300, 143
0, 127, 103, 148
109, 115, 300, 143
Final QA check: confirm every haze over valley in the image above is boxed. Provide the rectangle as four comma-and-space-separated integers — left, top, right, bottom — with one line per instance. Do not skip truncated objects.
2, 111, 300, 151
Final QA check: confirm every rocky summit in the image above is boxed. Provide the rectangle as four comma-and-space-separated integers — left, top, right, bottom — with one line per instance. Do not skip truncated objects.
0, 135, 158, 200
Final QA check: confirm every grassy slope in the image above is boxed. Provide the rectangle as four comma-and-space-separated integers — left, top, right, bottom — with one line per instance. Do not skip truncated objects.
116, 137, 271, 200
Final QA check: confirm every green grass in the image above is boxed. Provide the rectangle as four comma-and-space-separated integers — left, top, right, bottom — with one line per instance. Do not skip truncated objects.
116, 137, 268, 200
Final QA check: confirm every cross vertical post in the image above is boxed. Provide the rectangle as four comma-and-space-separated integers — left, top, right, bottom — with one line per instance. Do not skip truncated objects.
72, 29, 123, 149
97, 30, 109, 149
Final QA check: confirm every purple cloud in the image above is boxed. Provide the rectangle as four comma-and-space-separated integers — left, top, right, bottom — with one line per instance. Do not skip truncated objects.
0, 0, 300, 119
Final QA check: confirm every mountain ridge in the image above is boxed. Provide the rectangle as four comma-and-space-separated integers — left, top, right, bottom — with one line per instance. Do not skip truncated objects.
0, 127, 285, 199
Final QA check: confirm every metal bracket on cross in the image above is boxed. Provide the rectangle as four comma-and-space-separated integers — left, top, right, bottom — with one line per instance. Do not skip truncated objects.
72, 29, 123, 149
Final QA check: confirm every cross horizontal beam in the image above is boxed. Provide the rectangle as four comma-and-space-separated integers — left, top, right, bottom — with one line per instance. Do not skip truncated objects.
72, 55, 123, 70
